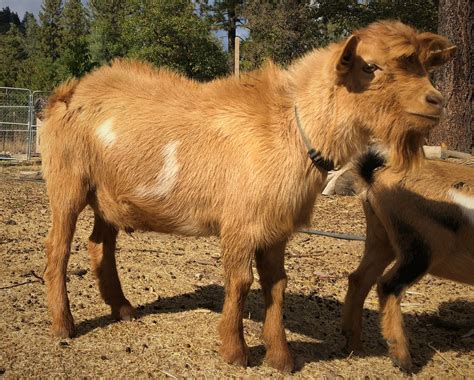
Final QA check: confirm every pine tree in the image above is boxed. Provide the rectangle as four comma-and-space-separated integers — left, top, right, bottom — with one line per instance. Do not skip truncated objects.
39, 0, 63, 61
242, 1, 324, 70
60, 0, 91, 77
16, 12, 52, 90
0, 7, 21, 35
0, 24, 27, 86
204, 0, 245, 54
201, 0, 245, 71
22, 12, 40, 57
88, 0, 129, 65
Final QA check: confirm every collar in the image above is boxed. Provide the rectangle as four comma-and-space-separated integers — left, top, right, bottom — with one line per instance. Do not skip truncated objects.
294, 106, 335, 172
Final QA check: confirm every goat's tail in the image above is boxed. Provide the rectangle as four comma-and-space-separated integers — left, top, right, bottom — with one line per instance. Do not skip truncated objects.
355, 148, 387, 187
41, 79, 81, 181
43, 79, 79, 121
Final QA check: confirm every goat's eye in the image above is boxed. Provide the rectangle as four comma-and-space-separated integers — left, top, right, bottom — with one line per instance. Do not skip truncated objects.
363, 63, 379, 74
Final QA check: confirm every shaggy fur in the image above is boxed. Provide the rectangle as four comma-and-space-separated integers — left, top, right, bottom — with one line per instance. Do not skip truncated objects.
41, 20, 454, 371
342, 151, 474, 370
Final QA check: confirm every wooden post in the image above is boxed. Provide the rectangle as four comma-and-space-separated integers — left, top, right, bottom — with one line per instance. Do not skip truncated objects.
234, 37, 240, 78
35, 118, 42, 155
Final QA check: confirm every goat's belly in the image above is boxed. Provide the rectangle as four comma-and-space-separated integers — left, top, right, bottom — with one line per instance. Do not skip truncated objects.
91, 187, 216, 237
429, 249, 474, 286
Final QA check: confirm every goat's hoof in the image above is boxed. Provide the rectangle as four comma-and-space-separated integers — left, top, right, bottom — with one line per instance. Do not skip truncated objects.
389, 349, 412, 371
112, 303, 135, 321
342, 333, 364, 355
345, 341, 364, 355
52, 319, 75, 339
219, 344, 249, 367
265, 350, 294, 373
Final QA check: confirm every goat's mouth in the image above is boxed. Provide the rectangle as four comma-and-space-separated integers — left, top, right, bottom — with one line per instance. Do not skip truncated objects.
406, 111, 441, 121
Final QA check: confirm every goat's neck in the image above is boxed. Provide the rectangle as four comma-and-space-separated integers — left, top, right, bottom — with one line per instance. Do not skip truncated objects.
288, 55, 369, 168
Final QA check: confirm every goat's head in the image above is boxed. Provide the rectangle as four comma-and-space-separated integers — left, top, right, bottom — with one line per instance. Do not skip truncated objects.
333, 20, 455, 168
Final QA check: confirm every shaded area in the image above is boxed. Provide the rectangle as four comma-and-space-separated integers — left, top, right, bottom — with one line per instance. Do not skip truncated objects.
75, 284, 474, 373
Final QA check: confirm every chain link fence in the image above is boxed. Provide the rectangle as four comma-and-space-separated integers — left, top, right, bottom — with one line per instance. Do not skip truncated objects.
0, 87, 50, 161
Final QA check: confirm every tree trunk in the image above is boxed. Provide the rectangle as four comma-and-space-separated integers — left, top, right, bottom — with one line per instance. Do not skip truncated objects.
429, 0, 472, 153
227, 6, 237, 55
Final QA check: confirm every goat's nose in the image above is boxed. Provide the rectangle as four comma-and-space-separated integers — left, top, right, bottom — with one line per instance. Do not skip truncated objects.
425, 91, 444, 107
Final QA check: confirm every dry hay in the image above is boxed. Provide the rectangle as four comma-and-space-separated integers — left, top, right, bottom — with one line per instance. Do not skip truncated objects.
0, 165, 473, 378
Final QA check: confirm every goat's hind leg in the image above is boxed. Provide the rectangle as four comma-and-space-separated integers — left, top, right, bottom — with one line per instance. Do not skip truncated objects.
256, 240, 293, 372
88, 214, 134, 321
376, 232, 430, 371
45, 187, 86, 338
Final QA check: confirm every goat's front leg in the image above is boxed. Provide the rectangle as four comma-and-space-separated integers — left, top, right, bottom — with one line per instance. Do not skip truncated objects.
342, 213, 394, 353
256, 240, 293, 372
218, 237, 254, 367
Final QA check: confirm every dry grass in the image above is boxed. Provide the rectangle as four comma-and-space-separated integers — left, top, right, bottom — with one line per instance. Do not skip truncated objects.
0, 165, 473, 378
0, 133, 35, 155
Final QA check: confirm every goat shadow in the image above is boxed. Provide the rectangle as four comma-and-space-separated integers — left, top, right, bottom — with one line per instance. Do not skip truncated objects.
75, 284, 474, 373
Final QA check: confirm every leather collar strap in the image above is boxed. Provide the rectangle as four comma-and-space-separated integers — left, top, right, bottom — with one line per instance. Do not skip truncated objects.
294, 106, 335, 172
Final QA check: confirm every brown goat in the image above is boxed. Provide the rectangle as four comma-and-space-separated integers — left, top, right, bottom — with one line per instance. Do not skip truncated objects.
41, 21, 454, 372
342, 150, 474, 370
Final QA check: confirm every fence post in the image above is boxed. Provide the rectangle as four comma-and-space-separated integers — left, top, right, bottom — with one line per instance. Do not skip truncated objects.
234, 36, 240, 78
27, 91, 33, 160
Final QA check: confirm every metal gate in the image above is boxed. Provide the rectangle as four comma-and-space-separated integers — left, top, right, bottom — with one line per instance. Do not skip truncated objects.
0, 87, 50, 161
30, 91, 51, 158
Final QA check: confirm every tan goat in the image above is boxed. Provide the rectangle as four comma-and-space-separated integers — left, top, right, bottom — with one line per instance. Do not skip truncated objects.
342, 150, 474, 370
41, 21, 454, 371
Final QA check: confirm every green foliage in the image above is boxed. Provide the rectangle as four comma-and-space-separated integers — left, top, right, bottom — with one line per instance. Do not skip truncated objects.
202, 0, 245, 51
21, 56, 69, 91
39, 0, 63, 61
316, 0, 438, 37
242, 0, 326, 70
15, 8, 69, 91
0, 24, 27, 87
60, 0, 91, 77
242, 0, 438, 70
122, 0, 228, 81
88, 0, 129, 65
366, 0, 438, 32
22, 12, 40, 56
0, 0, 438, 90
0, 7, 21, 35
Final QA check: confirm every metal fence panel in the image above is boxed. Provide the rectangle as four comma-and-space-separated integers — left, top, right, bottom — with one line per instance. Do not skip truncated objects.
0, 87, 50, 160
0, 87, 31, 159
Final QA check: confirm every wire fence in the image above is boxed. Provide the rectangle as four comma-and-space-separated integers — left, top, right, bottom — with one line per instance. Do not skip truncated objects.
0, 87, 50, 161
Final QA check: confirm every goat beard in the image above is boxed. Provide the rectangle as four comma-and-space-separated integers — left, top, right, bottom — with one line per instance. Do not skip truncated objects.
388, 129, 426, 171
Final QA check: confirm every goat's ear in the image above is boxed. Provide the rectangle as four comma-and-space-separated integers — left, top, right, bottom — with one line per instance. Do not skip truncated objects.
418, 32, 456, 71
336, 35, 360, 76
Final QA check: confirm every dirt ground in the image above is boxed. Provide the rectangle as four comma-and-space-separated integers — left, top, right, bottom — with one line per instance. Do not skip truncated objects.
0, 164, 473, 379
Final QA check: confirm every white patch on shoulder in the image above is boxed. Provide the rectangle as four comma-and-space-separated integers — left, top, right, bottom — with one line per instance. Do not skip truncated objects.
96, 118, 116, 147
137, 141, 180, 198
448, 189, 474, 225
